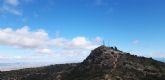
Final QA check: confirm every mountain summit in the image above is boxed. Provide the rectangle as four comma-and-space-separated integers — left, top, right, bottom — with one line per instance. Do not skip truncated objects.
83, 45, 121, 68
1, 45, 165, 80
63, 45, 165, 80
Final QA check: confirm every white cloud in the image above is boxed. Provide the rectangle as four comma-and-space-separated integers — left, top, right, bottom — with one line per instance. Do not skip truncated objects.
0, 26, 49, 49
0, 26, 102, 63
0, 55, 28, 60
51, 38, 67, 47
0, 26, 101, 55
5, 0, 19, 6
64, 36, 98, 49
1, 5, 22, 16
0, 0, 22, 16
36, 48, 53, 55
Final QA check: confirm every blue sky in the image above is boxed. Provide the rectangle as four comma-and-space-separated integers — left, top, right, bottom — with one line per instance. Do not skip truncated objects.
0, 0, 165, 63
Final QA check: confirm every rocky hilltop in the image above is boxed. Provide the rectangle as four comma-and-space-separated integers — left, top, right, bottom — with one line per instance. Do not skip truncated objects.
1, 45, 165, 80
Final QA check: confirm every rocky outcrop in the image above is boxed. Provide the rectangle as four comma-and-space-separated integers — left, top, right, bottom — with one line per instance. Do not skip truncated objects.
63, 45, 165, 80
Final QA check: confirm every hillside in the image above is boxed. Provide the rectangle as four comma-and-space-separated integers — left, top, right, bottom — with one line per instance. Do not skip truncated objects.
1, 45, 165, 80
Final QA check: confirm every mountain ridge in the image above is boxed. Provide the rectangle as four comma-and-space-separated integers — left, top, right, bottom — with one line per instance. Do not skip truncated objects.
1, 45, 165, 80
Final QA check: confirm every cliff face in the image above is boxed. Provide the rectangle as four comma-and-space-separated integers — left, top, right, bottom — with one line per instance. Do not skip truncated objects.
1, 45, 165, 80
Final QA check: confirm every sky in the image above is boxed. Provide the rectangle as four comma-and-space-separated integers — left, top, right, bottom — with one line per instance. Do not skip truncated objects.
0, 0, 165, 63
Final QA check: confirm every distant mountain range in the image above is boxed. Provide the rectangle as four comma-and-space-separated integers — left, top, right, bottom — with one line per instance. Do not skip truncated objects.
156, 58, 165, 62
1, 45, 165, 80
0, 62, 55, 71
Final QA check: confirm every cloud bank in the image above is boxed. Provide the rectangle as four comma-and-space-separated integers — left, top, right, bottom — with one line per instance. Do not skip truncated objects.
0, 26, 102, 62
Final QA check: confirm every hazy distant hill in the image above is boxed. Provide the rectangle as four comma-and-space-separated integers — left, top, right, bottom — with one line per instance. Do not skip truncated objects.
1, 45, 165, 80
0, 62, 57, 71
156, 58, 165, 62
